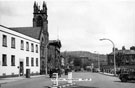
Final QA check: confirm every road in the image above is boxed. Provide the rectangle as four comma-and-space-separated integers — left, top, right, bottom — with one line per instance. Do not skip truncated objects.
1, 72, 135, 88
69, 72, 135, 88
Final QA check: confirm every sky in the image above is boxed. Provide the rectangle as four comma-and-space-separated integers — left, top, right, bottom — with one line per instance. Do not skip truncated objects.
0, 0, 135, 54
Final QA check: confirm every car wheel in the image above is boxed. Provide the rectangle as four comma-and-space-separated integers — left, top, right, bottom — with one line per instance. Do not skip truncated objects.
121, 78, 127, 82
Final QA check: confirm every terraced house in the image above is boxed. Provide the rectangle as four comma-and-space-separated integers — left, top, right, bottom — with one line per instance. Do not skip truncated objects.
107, 46, 135, 69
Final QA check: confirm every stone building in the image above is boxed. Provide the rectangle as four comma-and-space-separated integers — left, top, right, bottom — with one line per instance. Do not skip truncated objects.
47, 40, 62, 71
107, 46, 135, 69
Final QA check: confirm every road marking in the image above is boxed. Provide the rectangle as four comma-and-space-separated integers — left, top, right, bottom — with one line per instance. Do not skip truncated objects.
51, 72, 92, 88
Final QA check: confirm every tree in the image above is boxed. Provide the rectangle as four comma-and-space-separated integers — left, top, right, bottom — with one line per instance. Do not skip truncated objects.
73, 57, 82, 66
130, 46, 135, 50
122, 46, 126, 50
115, 52, 124, 67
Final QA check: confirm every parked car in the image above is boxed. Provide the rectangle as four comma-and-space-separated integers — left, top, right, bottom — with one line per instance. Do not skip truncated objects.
119, 71, 135, 82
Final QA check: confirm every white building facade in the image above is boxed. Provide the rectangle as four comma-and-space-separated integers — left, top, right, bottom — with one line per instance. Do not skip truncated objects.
0, 25, 40, 77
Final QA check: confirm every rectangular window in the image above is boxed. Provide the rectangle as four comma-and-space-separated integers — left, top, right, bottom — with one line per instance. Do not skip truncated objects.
31, 43, 34, 52
2, 35, 7, 47
36, 45, 38, 53
26, 57, 29, 66
36, 58, 38, 66
31, 58, 34, 66
21, 40, 24, 50
2, 54, 7, 66
11, 37, 15, 48
11, 55, 15, 66
26, 42, 29, 51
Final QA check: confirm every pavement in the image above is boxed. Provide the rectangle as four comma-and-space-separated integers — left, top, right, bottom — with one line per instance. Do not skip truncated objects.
0, 75, 46, 84
99, 72, 118, 77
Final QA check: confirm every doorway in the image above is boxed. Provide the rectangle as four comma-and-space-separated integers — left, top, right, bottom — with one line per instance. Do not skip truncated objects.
19, 61, 24, 76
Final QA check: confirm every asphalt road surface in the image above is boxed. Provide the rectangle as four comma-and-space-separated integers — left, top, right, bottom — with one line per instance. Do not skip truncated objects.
1, 72, 135, 88
68, 72, 135, 88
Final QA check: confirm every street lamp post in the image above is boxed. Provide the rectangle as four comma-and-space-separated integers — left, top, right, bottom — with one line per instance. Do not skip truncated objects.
100, 38, 116, 76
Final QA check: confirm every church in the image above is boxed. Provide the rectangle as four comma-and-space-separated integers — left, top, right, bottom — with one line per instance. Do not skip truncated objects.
0, 1, 61, 77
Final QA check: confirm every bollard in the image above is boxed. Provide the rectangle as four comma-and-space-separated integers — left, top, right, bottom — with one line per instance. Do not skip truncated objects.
26, 69, 30, 78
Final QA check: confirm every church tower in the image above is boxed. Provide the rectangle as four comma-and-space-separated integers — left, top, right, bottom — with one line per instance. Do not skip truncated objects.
33, 1, 49, 43
33, 1, 49, 74
33, 1, 48, 36
33, 1, 47, 27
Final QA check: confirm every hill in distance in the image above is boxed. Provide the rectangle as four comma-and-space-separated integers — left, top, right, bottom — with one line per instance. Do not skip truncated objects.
61, 51, 107, 61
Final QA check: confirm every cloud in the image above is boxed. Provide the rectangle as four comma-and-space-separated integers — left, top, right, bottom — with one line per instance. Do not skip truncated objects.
0, 0, 135, 54
53, 0, 135, 53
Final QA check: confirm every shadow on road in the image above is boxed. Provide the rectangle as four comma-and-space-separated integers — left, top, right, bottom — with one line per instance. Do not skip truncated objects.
114, 80, 135, 83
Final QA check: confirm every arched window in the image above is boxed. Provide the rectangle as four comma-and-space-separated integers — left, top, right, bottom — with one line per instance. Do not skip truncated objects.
36, 16, 43, 27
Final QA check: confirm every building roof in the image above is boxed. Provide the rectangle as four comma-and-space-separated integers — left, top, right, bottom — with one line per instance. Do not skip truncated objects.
49, 40, 62, 48
109, 50, 135, 55
10, 27, 42, 40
